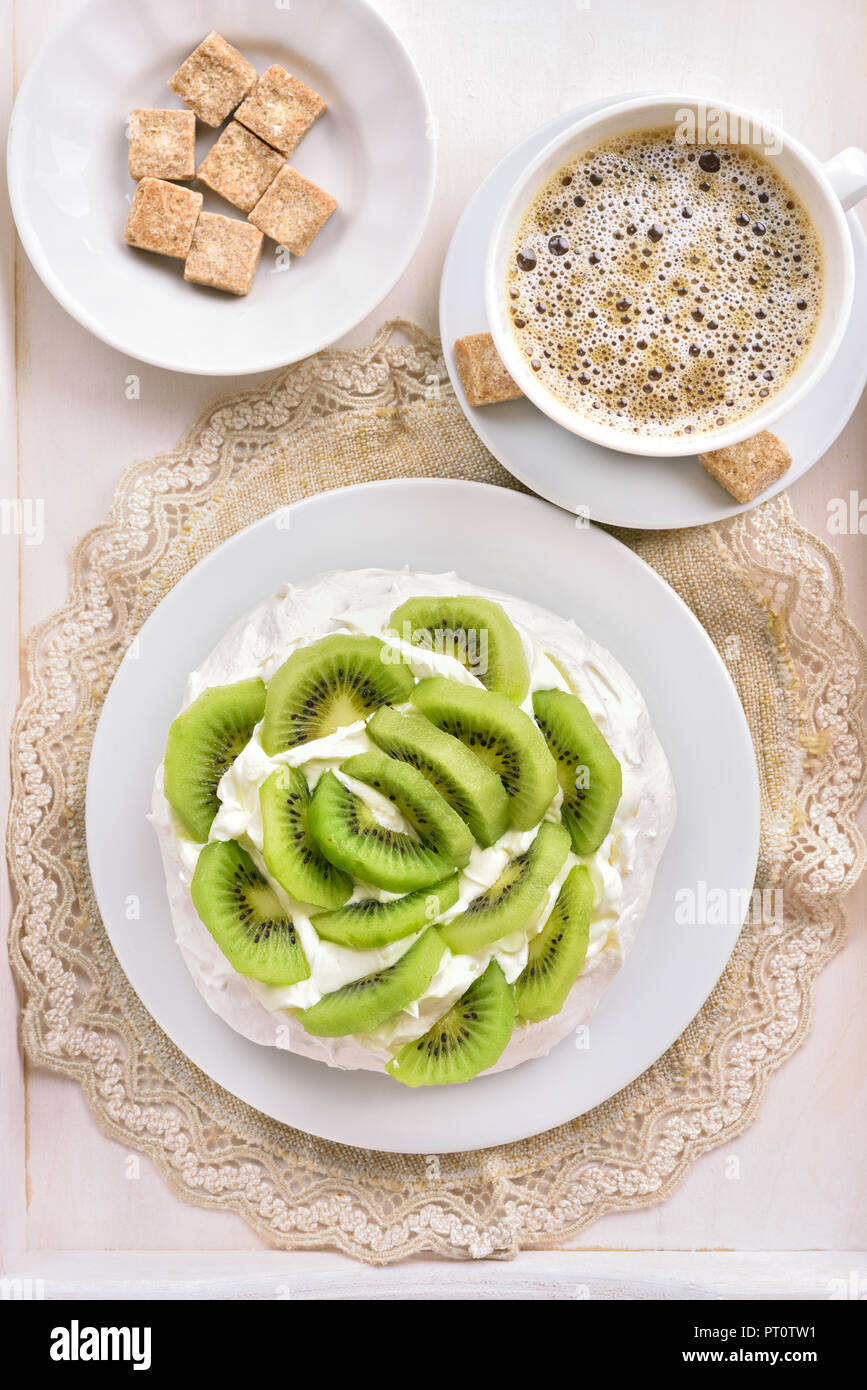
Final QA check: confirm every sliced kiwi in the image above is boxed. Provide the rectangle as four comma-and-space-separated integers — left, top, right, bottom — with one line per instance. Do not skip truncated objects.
260, 634, 413, 755
307, 771, 455, 893
312, 875, 460, 949
164, 678, 265, 842
341, 750, 473, 867
389, 595, 530, 703
366, 706, 510, 847
439, 819, 571, 954
260, 766, 352, 909
514, 865, 596, 1022
296, 927, 445, 1037
190, 839, 309, 986
386, 960, 516, 1087
411, 677, 558, 830
532, 689, 622, 855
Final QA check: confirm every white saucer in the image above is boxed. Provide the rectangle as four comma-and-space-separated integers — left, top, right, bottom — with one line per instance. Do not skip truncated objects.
7, 0, 435, 375
86, 479, 759, 1153
439, 99, 867, 529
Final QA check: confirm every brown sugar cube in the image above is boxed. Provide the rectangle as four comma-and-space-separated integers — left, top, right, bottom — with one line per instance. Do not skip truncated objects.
124, 178, 203, 258
699, 430, 792, 503
168, 31, 257, 127
128, 108, 196, 181
454, 334, 523, 407
196, 121, 284, 213
184, 210, 264, 295
248, 165, 336, 255
235, 65, 326, 155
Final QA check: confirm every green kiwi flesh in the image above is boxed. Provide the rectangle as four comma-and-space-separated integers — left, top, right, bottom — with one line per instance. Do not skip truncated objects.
164, 678, 265, 843
260, 634, 413, 754
410, 677, 557, 830
439, 819, 571, 954
366, 705, 510, 847
296, 928, 445, 1036
190, 839, 309, 987
532, 689, 622, 855
307, 771, 455, 892
260, 766, 352, 908
311, 875, 460, 949
388, 595, 530, 702
386, 960, 516, 1087
514, 864, 596, 1021
341, 750, 473, 866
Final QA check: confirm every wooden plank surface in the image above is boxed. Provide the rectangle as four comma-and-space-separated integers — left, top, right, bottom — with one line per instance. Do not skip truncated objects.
10, 1249, 867, 1301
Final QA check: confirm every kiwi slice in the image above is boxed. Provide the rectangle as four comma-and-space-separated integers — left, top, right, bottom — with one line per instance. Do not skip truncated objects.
386, 960, 516, 1087
532, 689, 622, 855
514, 865, 596, 1022
439, 819, 571, 954
307, 771, 455, 892
411, 677, 558, 830
367, 706, 510, 847
389, 595, 530, 702
190, 839, 309, 987
260, 766, 352, 909
341, 750, 473, 867
260, 634, 413, 755
312, 875, 460, 949
164, 678, 265, 843
296, 928, 445, 1037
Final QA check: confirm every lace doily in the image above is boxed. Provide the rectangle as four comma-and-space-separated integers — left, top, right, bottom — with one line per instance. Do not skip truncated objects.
8, 322, 866, 1262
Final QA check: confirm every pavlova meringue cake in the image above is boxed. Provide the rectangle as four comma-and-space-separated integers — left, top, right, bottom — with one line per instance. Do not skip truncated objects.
151, 569, 675, 1086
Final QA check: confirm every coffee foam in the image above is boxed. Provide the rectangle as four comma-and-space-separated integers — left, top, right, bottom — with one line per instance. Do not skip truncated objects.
506, 127, 824, 437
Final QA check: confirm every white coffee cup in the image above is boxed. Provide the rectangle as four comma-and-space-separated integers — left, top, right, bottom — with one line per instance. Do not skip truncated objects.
485, 94, 867, 458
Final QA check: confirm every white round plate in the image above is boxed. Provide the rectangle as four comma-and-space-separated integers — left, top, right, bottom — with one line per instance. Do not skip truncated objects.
86, 479, 759, 1152
8, 0, 435, 375
440, 99, 867, 528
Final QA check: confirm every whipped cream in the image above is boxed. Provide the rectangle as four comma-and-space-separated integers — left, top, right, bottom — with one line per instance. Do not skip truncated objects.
150, 568, 676, 1075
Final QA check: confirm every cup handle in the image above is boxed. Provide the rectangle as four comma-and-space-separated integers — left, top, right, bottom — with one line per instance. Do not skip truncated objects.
824, 147, 867, 212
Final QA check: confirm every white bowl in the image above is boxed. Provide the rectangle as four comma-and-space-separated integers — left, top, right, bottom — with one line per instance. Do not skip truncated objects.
485, 94, 867, 458
7, 0, 436, 375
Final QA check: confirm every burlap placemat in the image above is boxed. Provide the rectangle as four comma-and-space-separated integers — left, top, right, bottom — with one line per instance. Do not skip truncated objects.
8, 322, 866, 1261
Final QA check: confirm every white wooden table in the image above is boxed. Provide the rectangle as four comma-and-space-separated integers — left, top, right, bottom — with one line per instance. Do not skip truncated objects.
2, 0, 865, 1299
